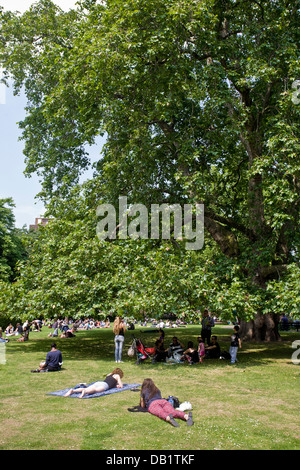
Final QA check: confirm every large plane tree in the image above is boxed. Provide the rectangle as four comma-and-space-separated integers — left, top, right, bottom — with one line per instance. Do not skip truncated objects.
0, 0, 299, 340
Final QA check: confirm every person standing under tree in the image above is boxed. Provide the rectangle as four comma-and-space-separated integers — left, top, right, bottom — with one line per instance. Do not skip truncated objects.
200, 309, 214, 345
113, 316, 126, 363
229, 325, 242, 364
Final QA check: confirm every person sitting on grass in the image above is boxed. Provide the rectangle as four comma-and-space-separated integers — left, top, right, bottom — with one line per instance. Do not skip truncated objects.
166, 336, 185, 362
64, 368, 124, 398
152, 338, 168, 363
139, 378, 193, 427
17, 325, 30, 342
5, 324, 14, 336
205, 335, 221, 359
180, 341, 199, 364
31, 343, 63, 372
14, 323, 23, 337
60, 326, 76, 338
0, 327, 9, 343
158, 328, 165, 344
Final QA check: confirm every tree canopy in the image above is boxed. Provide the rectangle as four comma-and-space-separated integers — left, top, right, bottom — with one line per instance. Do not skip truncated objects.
2, 187, 298, 326
0, 198, 26, 282
0, 0, 299, 339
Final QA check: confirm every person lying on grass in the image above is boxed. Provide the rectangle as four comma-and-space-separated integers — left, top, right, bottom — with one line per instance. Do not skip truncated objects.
139, 378, 193, 427
64, 368, 124, 398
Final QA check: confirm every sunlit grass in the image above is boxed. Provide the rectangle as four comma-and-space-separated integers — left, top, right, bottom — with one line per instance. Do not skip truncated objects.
0, 324, 299, 450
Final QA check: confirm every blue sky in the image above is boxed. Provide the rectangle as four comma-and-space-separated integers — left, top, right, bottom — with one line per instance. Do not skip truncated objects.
0, 0, 103, 228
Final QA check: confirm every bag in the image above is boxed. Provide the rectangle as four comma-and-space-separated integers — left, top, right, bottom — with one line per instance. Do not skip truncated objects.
127, 346, 135, 357
166, 351, 183, 363
177, 401, 192, 411
220, 350, 231, 360
167, 395, 180, 408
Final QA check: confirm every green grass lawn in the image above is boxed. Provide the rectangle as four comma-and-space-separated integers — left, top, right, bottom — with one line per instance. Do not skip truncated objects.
0, 324, 299, 450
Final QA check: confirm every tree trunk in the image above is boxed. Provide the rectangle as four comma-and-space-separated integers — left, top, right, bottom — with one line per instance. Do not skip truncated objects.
239, 313, 281, 342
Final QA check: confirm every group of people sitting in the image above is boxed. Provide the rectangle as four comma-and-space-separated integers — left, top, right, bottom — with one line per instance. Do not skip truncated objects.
48, 319, 76, 338
151, 330, 221, 364
47, 317, 111, 337
1, 317, 113, 343
74, 318, 111, 330
1, 321, 32, 342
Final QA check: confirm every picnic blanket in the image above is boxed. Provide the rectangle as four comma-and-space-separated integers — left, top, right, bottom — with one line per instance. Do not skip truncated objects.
47, 382, 141, 399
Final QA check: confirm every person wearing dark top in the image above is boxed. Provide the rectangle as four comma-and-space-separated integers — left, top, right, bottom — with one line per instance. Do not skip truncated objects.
32, 343, 63, 373
15, 323, 23, 336
200, 309, 214, 345
44, 343, 63, 370
229, 326, 242, 364
205, 336, 221, 358
17, 325, 30, 342
158, 328, 165, 343
152, 338, 168, 363
64, 368, 124, 398
140, 378, 194, 427
181, 342, 199, 364
166, 337, 185, 360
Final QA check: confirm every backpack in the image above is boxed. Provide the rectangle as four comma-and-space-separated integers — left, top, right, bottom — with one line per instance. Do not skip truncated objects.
167, 395, 181, 408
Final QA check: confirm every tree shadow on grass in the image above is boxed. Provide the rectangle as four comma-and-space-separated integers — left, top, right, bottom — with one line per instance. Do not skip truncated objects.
6, 329, 116, 363
130, 339, 298, 370
6, 326, 298, 368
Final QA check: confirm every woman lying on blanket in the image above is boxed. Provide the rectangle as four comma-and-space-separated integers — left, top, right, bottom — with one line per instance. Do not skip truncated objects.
64, 368, 124, 398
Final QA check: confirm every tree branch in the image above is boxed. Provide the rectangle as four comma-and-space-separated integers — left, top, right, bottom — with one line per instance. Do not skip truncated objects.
204, 215, 240, 257
205, 209, 257, 241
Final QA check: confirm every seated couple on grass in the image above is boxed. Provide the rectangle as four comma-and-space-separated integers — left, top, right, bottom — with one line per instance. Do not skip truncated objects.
172, 336, 221, 364
152, 336, 185, 363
